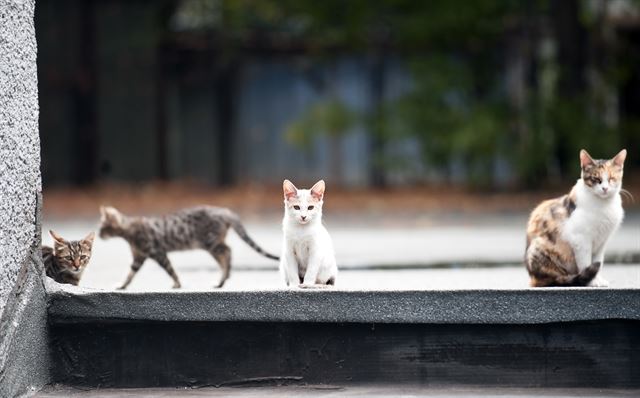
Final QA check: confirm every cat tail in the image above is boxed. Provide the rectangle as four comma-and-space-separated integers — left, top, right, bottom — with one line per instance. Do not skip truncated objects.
228, 216, 280, 261
554, 262, 602, 287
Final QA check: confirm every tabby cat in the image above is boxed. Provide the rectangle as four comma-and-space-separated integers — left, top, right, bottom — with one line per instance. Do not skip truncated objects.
42, 230, 95, 286
98, 205, 279, 289
525, 149, 627, 287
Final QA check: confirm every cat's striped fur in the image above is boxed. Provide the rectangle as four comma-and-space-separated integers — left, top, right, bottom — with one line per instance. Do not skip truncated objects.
525, 149, 626, 287
42, 230, 95, 285
99, 205, 279, 289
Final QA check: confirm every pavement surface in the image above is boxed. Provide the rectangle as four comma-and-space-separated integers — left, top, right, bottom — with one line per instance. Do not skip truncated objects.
34, 385, 640, 397
42, 212, 640, 291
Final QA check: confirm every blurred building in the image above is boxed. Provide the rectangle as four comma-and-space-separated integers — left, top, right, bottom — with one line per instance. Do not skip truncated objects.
36, 1, 640, 188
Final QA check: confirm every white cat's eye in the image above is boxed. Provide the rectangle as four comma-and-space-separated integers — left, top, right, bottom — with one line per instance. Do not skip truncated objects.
308, 206, 314, 210
293, 205, 300, 210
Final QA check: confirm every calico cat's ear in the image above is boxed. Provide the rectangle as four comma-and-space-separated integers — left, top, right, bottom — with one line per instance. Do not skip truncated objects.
83, 231, 95, 245
283, 180, 298, 200
612, 149, 627, 168
310, 180, 325, 200
580, 149, 595, 169
49, 230, 66, 244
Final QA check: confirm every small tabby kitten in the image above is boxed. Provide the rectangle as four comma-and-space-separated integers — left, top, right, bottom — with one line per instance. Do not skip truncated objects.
525, 149, 627, 287
42, 230, 95, 286
280, 180, 338, 288
99, 205, 279, 289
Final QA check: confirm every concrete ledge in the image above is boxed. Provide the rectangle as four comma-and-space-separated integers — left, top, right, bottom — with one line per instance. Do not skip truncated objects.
47, 285, 640, 388
50, 320, 640, 388
47, 286, 640, 324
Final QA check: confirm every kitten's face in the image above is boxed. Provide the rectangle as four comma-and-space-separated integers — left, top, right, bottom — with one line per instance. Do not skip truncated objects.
580, 149, 626, 199
51, 230, 94, 273
98, 206, 123, 238
283, 180, 325, 225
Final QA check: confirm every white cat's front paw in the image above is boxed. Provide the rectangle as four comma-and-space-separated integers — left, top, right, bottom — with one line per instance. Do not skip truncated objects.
298, 283, 328, 289
298, 283, 314, 289
589, 276, 610, 287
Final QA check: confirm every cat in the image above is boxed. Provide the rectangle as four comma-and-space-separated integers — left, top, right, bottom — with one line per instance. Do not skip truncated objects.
42, 230, 95, 286
525, 149, 627, 287
98, 205, 279, 289
280, 179, 338, 288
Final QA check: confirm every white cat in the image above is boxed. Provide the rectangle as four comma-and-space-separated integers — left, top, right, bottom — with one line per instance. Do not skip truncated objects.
280, 179, 338, 288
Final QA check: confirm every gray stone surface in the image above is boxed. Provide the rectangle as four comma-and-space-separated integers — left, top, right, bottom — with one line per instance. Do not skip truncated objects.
48, 283, 640, 324
33, 385, 640, 397
42, 213, 640, 291
0, 0, 48, 396
0, 248, 49, 398
0, 0, 41, 318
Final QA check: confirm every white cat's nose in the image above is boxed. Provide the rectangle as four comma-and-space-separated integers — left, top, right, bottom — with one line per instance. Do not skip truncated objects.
301, 215, 307, 221
602, 187, 609, 193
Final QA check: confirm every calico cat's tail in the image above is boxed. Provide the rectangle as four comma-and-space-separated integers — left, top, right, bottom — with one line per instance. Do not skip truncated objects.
556, 261, 601, 286
228, 215, 280, 261
532, 261, 601, 287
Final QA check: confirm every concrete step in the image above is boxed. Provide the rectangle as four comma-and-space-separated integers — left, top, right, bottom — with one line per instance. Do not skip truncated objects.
34, 385, 640, 397
46, 285, 640, 389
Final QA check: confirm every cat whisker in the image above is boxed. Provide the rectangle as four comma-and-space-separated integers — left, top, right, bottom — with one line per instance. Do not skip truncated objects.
620, 189, 635, 203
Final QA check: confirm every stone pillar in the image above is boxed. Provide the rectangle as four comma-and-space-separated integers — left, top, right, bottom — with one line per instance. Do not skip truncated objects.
0, 0, 49, 395
0, 0, 41, 316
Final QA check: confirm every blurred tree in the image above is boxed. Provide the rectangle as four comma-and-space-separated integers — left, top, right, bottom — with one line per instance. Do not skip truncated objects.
164, 0, 640, 187
285, 98, 358, 182
40, 0, 639, 187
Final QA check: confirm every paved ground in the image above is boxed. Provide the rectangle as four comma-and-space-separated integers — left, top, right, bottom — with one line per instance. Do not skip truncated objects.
42, 212, 639, 291
34, 385, 640, 397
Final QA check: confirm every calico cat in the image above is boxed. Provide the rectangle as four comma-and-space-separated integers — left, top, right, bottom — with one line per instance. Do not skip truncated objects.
525, 149, 627, 287
280, 180, 338, 288
99, 205, 279, 289
42, 230, 95, 286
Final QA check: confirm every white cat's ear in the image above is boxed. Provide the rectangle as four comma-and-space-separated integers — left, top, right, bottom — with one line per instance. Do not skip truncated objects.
283, 180, 298, 200
310, 180, 325, 200
84, 231, 95, 245
580, 149, 595, 168
612, 149, 627, 168
49, 230, 66, 244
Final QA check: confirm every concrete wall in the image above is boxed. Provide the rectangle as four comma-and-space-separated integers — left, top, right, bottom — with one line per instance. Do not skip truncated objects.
0, 0, 49, 395
0, 0, 41, 316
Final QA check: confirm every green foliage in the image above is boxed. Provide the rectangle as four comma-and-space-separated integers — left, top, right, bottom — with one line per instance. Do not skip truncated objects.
176, 0, 639, 187
285, 99, 358, 151
390, 56, 508, 186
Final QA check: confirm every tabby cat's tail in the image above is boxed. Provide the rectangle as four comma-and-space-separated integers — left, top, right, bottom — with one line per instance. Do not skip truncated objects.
228, 216, 280, 261
550, 261, 602, 287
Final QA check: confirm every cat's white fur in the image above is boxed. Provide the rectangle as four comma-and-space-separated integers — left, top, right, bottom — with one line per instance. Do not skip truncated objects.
280, 179, 338, 288
561, 149, 627, 287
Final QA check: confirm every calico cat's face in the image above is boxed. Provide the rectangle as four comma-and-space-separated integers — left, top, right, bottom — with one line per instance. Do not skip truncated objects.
580, 149, 627, 199
283, 179, 325, 225
50, 230, 95, 273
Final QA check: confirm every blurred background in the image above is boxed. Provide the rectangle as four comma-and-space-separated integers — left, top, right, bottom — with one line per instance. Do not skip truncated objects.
34, 0, 640, 290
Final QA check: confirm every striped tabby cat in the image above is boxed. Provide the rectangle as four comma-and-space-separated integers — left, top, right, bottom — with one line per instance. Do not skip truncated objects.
525, 149, 626, 287
99, 205, 279, 289
42, 230, 95, 285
